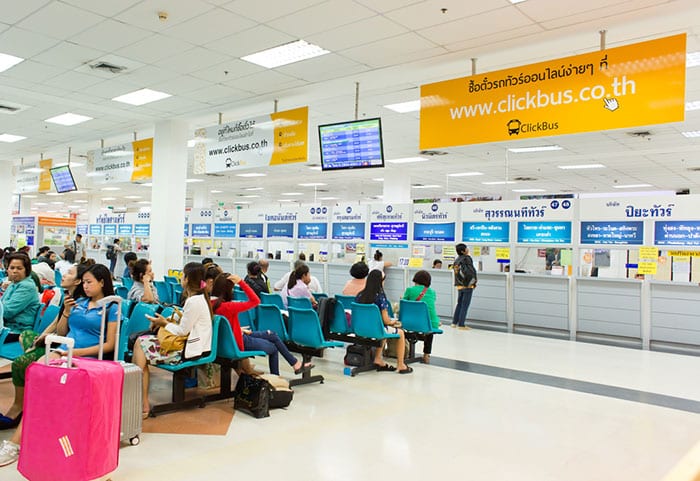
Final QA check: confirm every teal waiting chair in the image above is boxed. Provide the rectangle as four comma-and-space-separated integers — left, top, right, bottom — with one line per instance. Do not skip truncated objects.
115, 285, 129, 299
287, 307, 342, 386
121, 277, 134, 290
334, 294, 356, 310
288, 296, 313, 310
398, 299, 444, 364
256, 304, 289, 342
260, 292, 286, 310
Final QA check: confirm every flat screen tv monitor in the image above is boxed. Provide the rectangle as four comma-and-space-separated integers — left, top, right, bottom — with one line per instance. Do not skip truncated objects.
318, 118, 384, 171
49, 165, 78, 193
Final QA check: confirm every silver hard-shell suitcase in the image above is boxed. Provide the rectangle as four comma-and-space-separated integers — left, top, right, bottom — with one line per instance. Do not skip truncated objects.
98, 295, 143, 446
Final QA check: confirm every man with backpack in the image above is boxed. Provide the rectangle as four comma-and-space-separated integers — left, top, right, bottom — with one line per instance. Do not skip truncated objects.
452, 243, 477, 330
106, 238, 121, 278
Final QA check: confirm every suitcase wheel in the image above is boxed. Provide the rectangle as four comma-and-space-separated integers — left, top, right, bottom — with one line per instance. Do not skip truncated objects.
130, 436, 140, 446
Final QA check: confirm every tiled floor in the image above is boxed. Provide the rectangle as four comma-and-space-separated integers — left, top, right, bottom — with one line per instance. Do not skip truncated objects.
2, 327, 700, 480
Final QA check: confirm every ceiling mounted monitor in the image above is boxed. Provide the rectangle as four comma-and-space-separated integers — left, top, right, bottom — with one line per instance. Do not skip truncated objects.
318, 118, 384, 171
49, 165, 78, 193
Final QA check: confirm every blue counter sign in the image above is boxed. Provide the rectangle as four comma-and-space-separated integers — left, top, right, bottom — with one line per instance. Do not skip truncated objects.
239, 223, 263, 238
191, 223, 212, 238
413, 223, 455, 242
118, 224, 133, 236
184, 224, 190, 237
517, 222, 571, 244
134, 224, 150, 237
298, 223, 328, 240
581, 221, 643, 245
267, 223, 294, 238
654, 221, 700, 246
77, 224, 88, 236
462, 222, 509, 243
331, 222, 365, 240
103, 224, 117, 236
89, 224, 102, 235
370, 222, 408, 241
213, 223, 237, 238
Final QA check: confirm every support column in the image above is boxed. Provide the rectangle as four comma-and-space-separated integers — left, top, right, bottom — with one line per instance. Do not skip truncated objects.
150, 120, 188, 279
383, 172, 411, 204
0, 167, 15, 245
192, 185, 209, 209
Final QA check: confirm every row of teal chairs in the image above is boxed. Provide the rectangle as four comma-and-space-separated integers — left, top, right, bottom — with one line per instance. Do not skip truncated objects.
0, 303, 62, 362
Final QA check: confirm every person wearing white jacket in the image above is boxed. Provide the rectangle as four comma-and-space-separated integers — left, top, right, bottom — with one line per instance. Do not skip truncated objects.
133, 262, 213, 417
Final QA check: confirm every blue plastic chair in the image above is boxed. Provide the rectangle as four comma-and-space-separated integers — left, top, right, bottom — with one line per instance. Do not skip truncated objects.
164, 275, 179, 285
119, 302, 160, 360
350, 302, 400, 341
334, 294, 357, 310
329, 298, 352, 335
121, 277, 134, 290
312, 292, 328, 300
36, 304, 61, 333
121, 299, 135, 319
171, 285, 183, 306
287, 307, 343, 350
260, 292, 286, 310
216, 316, 266, 361
256, 304, 289, 342
399, 300, 444, 335
115, 285, 129, 299
153, 281, 171, 305
288, 296, 313, 310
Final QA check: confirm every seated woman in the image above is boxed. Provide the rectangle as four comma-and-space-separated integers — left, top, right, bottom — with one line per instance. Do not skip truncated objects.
0, 264, 88, 430
367, 250, 393, 273
0, 264, 119, 466
127, 258, 158, 304
244, 261, 269, 299
402, 270, 439, 364
211, 273, 313, 377
355, 270, 412, 374
133, 262, 213, 417
1, 253, 41, 341
280, 264, 317, 308
342, 262, 369, 296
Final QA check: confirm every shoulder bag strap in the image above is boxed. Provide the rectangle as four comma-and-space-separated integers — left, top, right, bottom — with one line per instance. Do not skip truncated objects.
415, 287, 428, 301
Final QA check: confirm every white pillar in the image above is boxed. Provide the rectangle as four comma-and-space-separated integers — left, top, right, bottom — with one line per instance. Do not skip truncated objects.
0, 168, 15, 245
192, 185, 209, 209
150, 120, 189, 279
383, 171, 411, 204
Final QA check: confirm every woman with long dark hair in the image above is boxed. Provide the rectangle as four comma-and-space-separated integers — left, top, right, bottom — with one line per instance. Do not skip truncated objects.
280, 264, 316, 308
356, 270, 412, 374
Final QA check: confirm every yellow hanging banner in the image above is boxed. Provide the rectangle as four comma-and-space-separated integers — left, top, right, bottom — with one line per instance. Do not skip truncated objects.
420, 34, 686, 148
131, 138, 153, 181
38, 159, 53, 192
637, 262, 658, 275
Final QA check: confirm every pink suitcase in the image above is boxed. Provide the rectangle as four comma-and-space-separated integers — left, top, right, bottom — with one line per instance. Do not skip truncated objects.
18, 335, 124, 481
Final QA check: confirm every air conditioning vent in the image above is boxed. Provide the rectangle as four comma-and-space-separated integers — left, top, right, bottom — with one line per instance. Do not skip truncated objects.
0, 104, 20, 113
0, 101, 28, 114
627, 130, 651, 138
687, 167, 700, 172
513, 176, 537, 181
89, 61, 127, 74
205, 173, 224, 177
419, 150, 448, 156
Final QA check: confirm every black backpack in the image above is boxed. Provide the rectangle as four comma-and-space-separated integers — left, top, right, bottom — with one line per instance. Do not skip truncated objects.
106, 245, 116, 261
234, 374, 271, 418
317, 297, 336, 337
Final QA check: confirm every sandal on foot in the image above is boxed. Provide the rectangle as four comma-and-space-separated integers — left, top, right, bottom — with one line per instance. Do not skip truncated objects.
294, 362, 315, 375
374, 363, 396, 372
398, 366, 413, 374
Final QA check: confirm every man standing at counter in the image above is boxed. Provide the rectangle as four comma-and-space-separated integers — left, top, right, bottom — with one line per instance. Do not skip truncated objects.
452, 243, 477, 330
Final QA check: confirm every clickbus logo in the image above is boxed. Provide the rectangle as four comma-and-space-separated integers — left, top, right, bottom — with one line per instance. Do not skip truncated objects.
506, 119, 558, 136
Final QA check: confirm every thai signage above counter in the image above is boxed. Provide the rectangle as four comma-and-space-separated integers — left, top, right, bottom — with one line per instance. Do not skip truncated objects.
88, 139, 153, 184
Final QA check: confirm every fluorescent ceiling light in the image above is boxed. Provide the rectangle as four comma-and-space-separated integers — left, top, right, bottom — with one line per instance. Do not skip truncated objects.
67, 205, 80, 209
245, 187, 264, 191
482, 180, 517, 185
236, 173, 266, 178
372, 178, 384, 182
687, 51, 700, 68
241, 40, 329, 68
211, 190, 223, 193
448, 172, 483, 177
299, 182, 327, 187
507, 145, 562, 153
308, 166, 322, 171
137, 201, 151, 204
21, 195, 37, 198
681, 130, 700, 138
22, 167, 43, 173
241, 195, 260, 198
686, 100, 700, 111
45, 113, 93, 126
0, 52, 24, 73
124, 195, 141, 199
34, 202, 48, 206
186, 178, 204, 183
318, 196, 338, 200
50, 201, 64, 205
386, 157, 428, 164
0, 134, 26, 143
613, 184, 652, 189
112, 88, 171, 106
277, 199, 294, 202
46, 192, 63, 196
512, 188, 546, 193
102, 197, 117, 201
235, 201, 251, 205
281, 192, 303, 196
74, 200, 88, 204
509, 0, 527, 4
412, 184, 441, 189
446, 192, 473, 195
139, 182, 153, 187
558, 163, 605, 170
101, 187, 120, 191
383, 100, 420, 113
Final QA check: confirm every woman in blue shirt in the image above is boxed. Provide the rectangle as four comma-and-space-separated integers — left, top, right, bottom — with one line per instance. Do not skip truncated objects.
355, 270, 412, 374
1, 253, 40, 339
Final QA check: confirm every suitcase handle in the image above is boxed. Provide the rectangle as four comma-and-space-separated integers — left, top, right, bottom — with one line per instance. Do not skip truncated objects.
45, 335, 74, 368
96, 295, 122, 361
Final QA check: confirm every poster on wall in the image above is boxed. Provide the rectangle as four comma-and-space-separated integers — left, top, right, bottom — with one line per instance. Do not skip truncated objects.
369, 204, 410, 242
88, 138, 153, 184
421, 34, 686, 148
194, 106, 309, 174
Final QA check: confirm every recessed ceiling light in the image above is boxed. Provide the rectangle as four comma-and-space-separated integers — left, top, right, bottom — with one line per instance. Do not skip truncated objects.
448, 172, 483, 177
22, 167, 43, 173
50, 201, 64, 205
681, 130, 700, 138
45, 113, 93, 126
102, 197, 117, 201
0, 52, 24, 73
372, 178, 384, 182
0, 134, 26, 143
308, 166, 322, 171
482, 180, 517, 185
299, 182, 327, 187
112, 88, 171, 106
139, 182, 153, 187
446, 192, 473, 195
46, 210, 57, 213
67, 205, 80, 209
74, 200, 88, 204
509, 0, 527, 4
124, 195, 141, 199
318, 196, 338, 200
236, 173, 266, 178
241, 40, 329, 68
137, 201, 151, 204
245, 187, 264, 191
686, 100, 700, 111
412, 184, 441, 189
383, 100, 420, 113
101, 187, 120, 191
687, 51, 700, 68
613, 183, 653, 189
186, 178, 204, 183
512, 188, 546, 193
241, 195, 260, 198
211, 190, 223, 194
46, 192, 63, 196
281, 192, 303, 196
557, 163, 606, 170
507, 145, 562, 153
386, 157, 428, 164
234, 201, 251, 205
34, 202, 48, 206
21, 194, 37, 198
277, 199, 294, 202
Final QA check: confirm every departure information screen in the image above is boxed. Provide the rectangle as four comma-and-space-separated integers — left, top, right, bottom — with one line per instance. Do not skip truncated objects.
319, 118, 384, 171
50, 165, 78, 193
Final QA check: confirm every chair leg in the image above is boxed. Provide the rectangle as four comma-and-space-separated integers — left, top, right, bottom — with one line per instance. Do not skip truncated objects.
289, 353, 323, 387
406, 339, 422, 364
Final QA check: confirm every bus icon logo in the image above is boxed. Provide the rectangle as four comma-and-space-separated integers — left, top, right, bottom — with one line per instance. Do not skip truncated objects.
507, 119, 521, 135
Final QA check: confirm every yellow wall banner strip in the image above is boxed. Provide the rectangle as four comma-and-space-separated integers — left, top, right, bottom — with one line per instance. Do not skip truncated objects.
38, 158, 53, 192
420, 34, 686, 149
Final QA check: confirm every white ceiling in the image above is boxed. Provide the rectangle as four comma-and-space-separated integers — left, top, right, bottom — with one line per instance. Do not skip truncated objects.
1, 0, 699, 215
